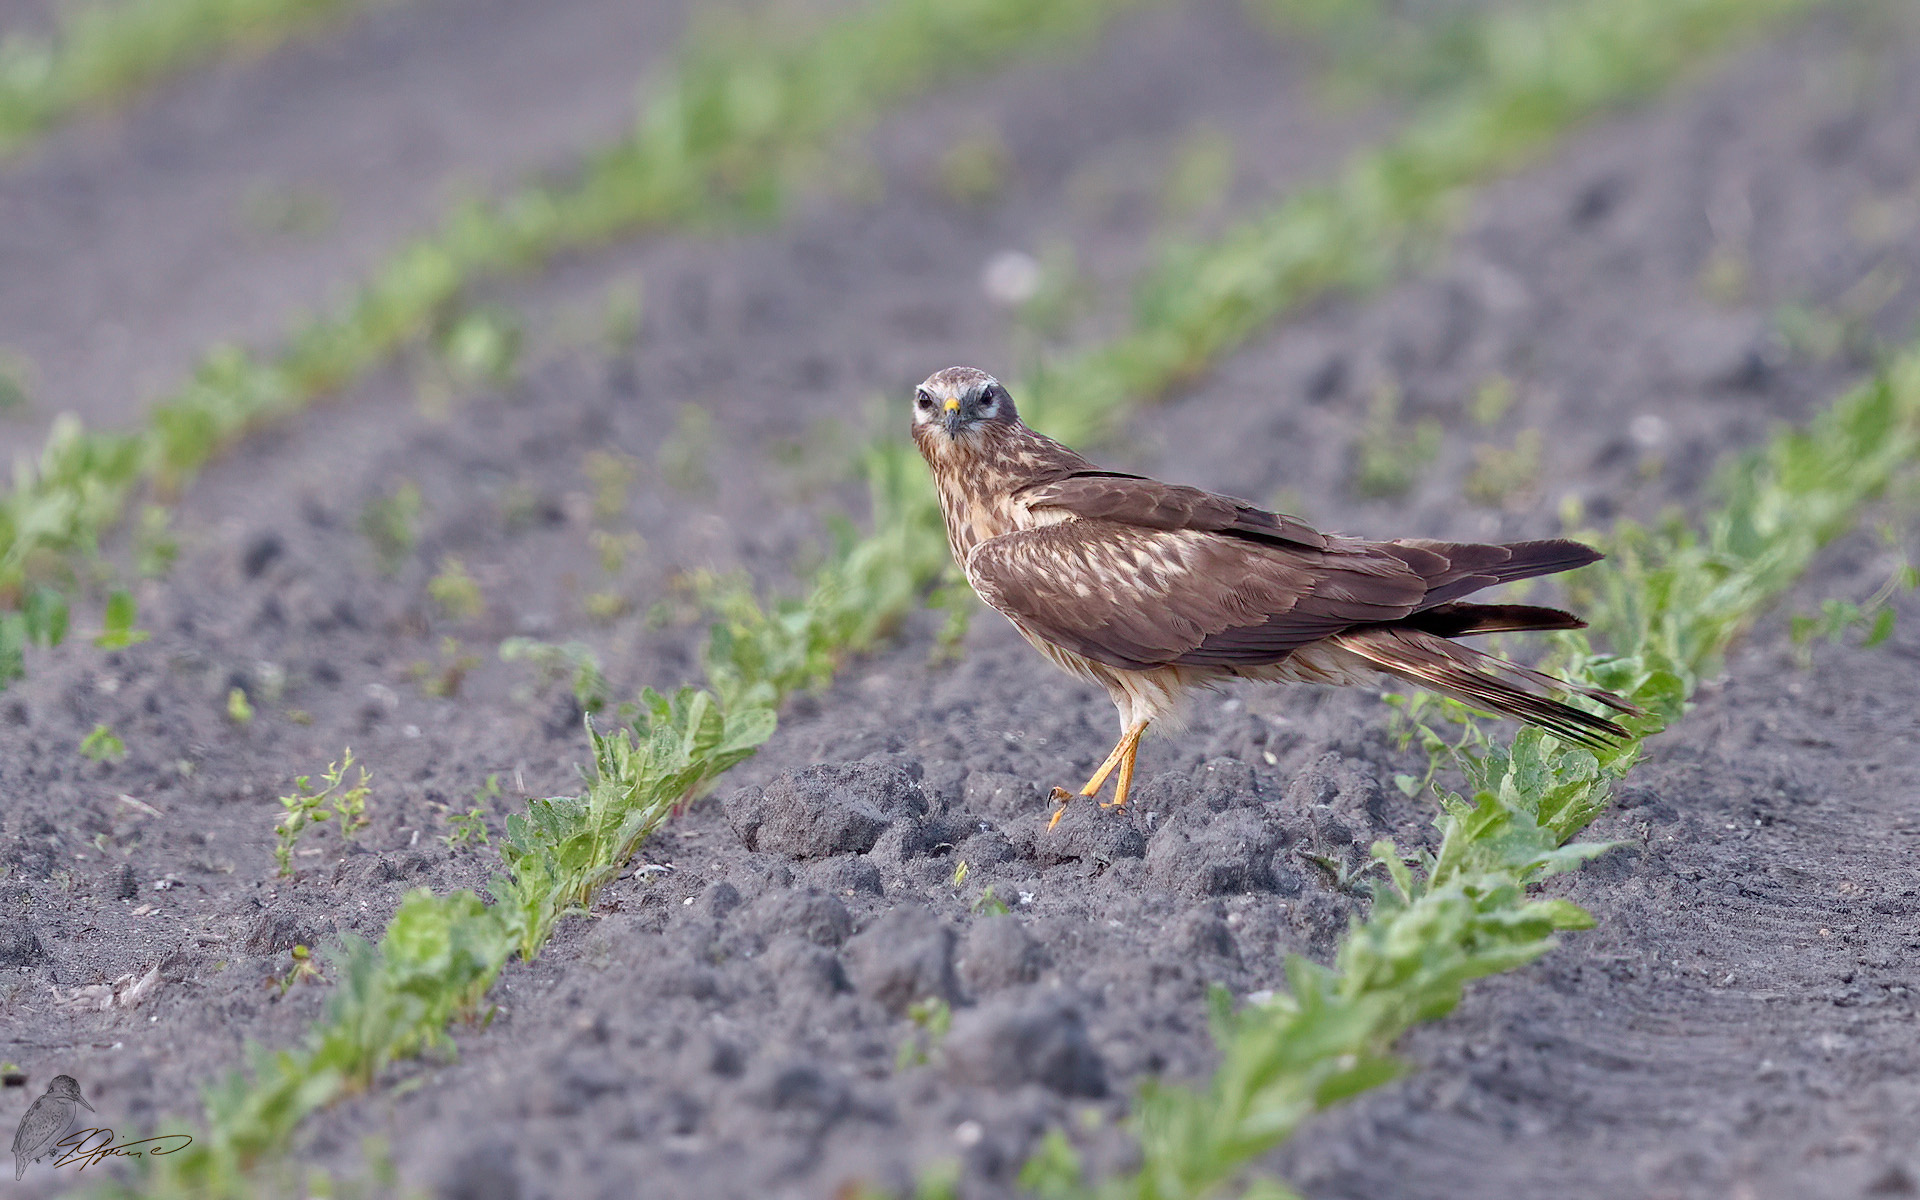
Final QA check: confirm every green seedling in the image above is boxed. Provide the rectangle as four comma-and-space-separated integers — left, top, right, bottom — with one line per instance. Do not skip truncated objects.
136, 503, 179, 576
272, 945, 323, 996
409, 636, 482, 698
592, 529, 644, 576
896, 997, 954, 1071
583, 450, 637, 521
973, 886, 1011, 917
1698, 245, 1751, 305
494, 691, 775, 959
436, 308, 522, 387
92, 588, 150, 649
1350, 384, 1440, 499
360, 482, 422, 575
1469, 373, 1515, 426
1790, 555, 1917, 667
428, 557, 484, 622
273, 750, 372, 877
584, 590, 630, 622
1464, 428, 1543, 508
658, 405, 714, 494
0, 349, 32, 411
442, 809, 491, 850
936, 129, 1011, 207
80, 723, 126, 763
499, 637, 611, 714
927, 576, 978, 664
226, 687, 254, 725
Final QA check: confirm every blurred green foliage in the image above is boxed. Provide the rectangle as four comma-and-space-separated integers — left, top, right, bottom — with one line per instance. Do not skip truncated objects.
0, 0, 382, 159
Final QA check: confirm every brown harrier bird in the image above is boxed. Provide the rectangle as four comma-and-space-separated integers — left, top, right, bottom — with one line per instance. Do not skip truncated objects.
910, 366, 1634, 824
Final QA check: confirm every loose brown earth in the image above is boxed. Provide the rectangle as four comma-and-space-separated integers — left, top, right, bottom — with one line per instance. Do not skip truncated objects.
3, 3, 1920, 1198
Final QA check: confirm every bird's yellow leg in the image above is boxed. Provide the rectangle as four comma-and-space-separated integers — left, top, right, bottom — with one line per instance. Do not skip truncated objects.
1048, 721, 1148, 829
1101, 724, 1146, 811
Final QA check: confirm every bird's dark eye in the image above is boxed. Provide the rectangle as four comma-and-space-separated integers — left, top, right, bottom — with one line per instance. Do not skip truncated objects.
915, 388, 934, 412
978, 386, 999, 412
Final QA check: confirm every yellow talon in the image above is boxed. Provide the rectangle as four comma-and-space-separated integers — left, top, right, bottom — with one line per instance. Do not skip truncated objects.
1047, 787, 1073, 830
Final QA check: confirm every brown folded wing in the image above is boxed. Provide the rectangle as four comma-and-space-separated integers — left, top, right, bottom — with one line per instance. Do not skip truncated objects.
973, 475, 1604, 672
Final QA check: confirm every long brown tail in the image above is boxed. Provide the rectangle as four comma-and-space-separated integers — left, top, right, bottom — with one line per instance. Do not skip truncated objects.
1394, 537, 1605, 609
1332, 624, 1637, 749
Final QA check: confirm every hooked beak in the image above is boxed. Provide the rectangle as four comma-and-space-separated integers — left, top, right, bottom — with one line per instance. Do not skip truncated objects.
941, 396, 966, 437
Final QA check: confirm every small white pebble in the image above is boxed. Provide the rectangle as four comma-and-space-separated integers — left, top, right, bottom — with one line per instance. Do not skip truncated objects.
980, 250, 1042, 306
1628, 413, 1669, 448
954, 1120, 984, 1147
402, 724, 422, 739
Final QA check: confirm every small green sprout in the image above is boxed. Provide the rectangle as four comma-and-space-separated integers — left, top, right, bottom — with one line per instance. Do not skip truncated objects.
226, 687, 254, 724
80, 724, 126, 763
273, 750, 372, 877
1464, 428, 1543, 508
973, 886, 1010, 916
896, 997, 953, 1071
592, 529, 644, 576
936, 129, 1010, 206
428, 557, 484, 621
0, 349, 33, 411
584, 590, 630, 622
583, 450, 637, 520
92, 589, 150, 649
658, 405, 714, 494
499, 637, 610, 713
1790, 557, 1917, 667
1698, 245, 1750, 306
271, 944, 323, 996
361, 482, 422, 574
437, 308, 522, 386
443, 809, 491, 849
1469, 374, 1515, 426
1351, 384, 1440, 499
408, 637, 482, 698
135, 505, 179, 576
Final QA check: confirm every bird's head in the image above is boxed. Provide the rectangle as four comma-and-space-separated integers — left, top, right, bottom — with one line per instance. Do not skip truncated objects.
48, 1075, 92, 1110
912, 366, 1018, 442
